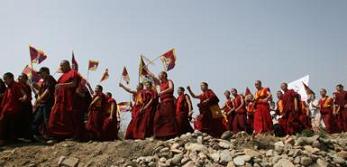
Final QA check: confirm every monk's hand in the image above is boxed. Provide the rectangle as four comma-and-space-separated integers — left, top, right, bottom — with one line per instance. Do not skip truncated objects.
119, 82, 124, 88
187, 86, 191, 91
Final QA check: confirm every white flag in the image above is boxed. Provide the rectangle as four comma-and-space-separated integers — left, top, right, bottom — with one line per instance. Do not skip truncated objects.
288, 75, 310, 101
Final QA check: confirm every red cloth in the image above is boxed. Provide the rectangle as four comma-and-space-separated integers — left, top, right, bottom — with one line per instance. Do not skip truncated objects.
224, 99, 234, 131
48, 69, 81, 139
231, 95, 247, 133
333, 91, 347, 132
253, 88, 273, 134
246, 102, 255, 133
86, 93, 106, 140
176, 94, 193, 135
101, 98, 118, 141
154, 80, 178, 138
132, 89, 157, 139
17, 83, 33, 138
278, 89, 301, 135
194, 89, 225, 138
0, 82, 23, 140
298, 101, 311, 130
125, 91, 143, 139
320, 97, 336, 133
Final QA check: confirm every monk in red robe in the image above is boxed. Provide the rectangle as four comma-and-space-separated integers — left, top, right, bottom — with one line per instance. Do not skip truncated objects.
253, 80, 273, 134
245, 94, 255, 134
231, 88, 247, 133
221, 90, 234, 131
86, 85, 107, 140
319, 88, 336, 133
132, 81, 157, 139
119, 83, 144, 139
48, 60, 81, 140
17, 74, 33, 140
298, 99, 312, 130
0, 73, 27, 145
279, 83, 301, 135
102, 92, 119, 141
176, 87, 194, 135
0, 79, 6, 103
333, 84, 347, 132
187, 82, 226, 138
149, 71, 178, 139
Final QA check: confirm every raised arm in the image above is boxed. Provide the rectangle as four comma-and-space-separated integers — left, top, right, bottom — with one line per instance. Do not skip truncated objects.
185, 94, 193, 118
187, 86, 199, 99
119, 83, 136, 94
147, 70, 160, 85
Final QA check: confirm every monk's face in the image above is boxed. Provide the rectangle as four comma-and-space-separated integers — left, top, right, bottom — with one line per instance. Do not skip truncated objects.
224, 91, 230, 99
177, 89, 184, 96
336, 86, 343, 92
159, 72, 167, 81
231, 89, 237, 96
94, 86, 102, 94
320, 89, 327, 97
255, 81, 261, 90
276, 91, 283, 99
200, 83, 208, 92
144, 82, 152, 90
280, 83, 288, 92
60, 61, 70, 73
3, 76, 14, 86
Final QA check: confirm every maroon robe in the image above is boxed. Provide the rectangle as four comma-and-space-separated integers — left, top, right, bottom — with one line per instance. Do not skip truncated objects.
231, 94, 247, 133
154, 80, 178, 139
125, 91, 143, 139
102, 97, 118, 141
86, 93, 107, 140
176, 94, 193, 135
224, 99, 234, 131
333, 91, 347, 132
17, 82, 33, 139
194, 89, 225, 138
0, 82, 23, 140
132, 89, 157, 139
279, 89, 301, 135
254, 87, 273, 134
48, 69, 81, 139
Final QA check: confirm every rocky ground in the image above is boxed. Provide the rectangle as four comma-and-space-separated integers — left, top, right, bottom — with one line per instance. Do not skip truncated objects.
0, 131, 346, 167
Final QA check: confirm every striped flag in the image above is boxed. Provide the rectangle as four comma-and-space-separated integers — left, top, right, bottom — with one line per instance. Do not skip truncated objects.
29, 45, 47, 64
22, 65, 41, 83
160, 48, 176, 71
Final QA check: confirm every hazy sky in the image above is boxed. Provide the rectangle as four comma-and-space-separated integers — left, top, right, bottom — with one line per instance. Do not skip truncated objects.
1, 0, 346, 103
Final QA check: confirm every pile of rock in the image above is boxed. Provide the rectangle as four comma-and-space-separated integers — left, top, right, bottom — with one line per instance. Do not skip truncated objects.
130, 131, 347, 167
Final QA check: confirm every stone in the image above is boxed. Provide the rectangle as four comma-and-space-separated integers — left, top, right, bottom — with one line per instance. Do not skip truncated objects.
243, 149, 261, 157
304, 145, 320, 154
226, 161, 235, 167
185, 143, 208, 153
266, 150, 274, 157
182, 161, 195, 167
209, 152, 220, 163
337, 150, 347, 159
293, 157, 300, 164
316, 159, 328, 167
171, 154, 183, 165
300, 157, 313, 166
218, 141, 231, 149
233, 155, 251, 166
221, 131, 233, 140
273, 158, 295, 167
60, 157, 79, 167
219, 150, 233, 164
197, 136, 203, 144
274, 141, 285, 153
333, 156, 345, 164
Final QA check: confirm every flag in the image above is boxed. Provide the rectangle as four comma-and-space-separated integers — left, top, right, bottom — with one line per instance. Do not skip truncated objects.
139, 56, 149, 77
141, 55, 155, 66
160, 48, 176, 71
22, 65, 41, 83
288, 75, 310, 101
122, 67, 130, 84
245, 87, 252, 96
117, 102, 132, 112
71, 51, 78, 71
100, 68, 109, 82
302, 82, 314, 95
88, 60, 99, 71
29, 45, 47, 64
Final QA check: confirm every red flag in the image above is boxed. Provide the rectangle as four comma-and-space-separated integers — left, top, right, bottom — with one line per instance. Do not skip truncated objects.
160, 48, 176, 71
22, 65, 41, 83
72, 51, 78, 71
245, 87, 252, 96
29, 45, 47, 64
122, 67, 130, 84
302, 82, 314, 95
139, 56, 149, 76
88, 60, 99, 71
100, 68, 109, 82
117, 102, 131, 112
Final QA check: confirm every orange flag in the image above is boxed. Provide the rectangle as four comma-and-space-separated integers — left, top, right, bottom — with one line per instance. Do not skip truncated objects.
88, 60, 99, 71
100, 68, 109, 82
160, 48, 176, 71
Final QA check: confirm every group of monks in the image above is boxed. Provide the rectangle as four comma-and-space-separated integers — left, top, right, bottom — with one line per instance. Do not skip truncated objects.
0, 60, 346, 146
